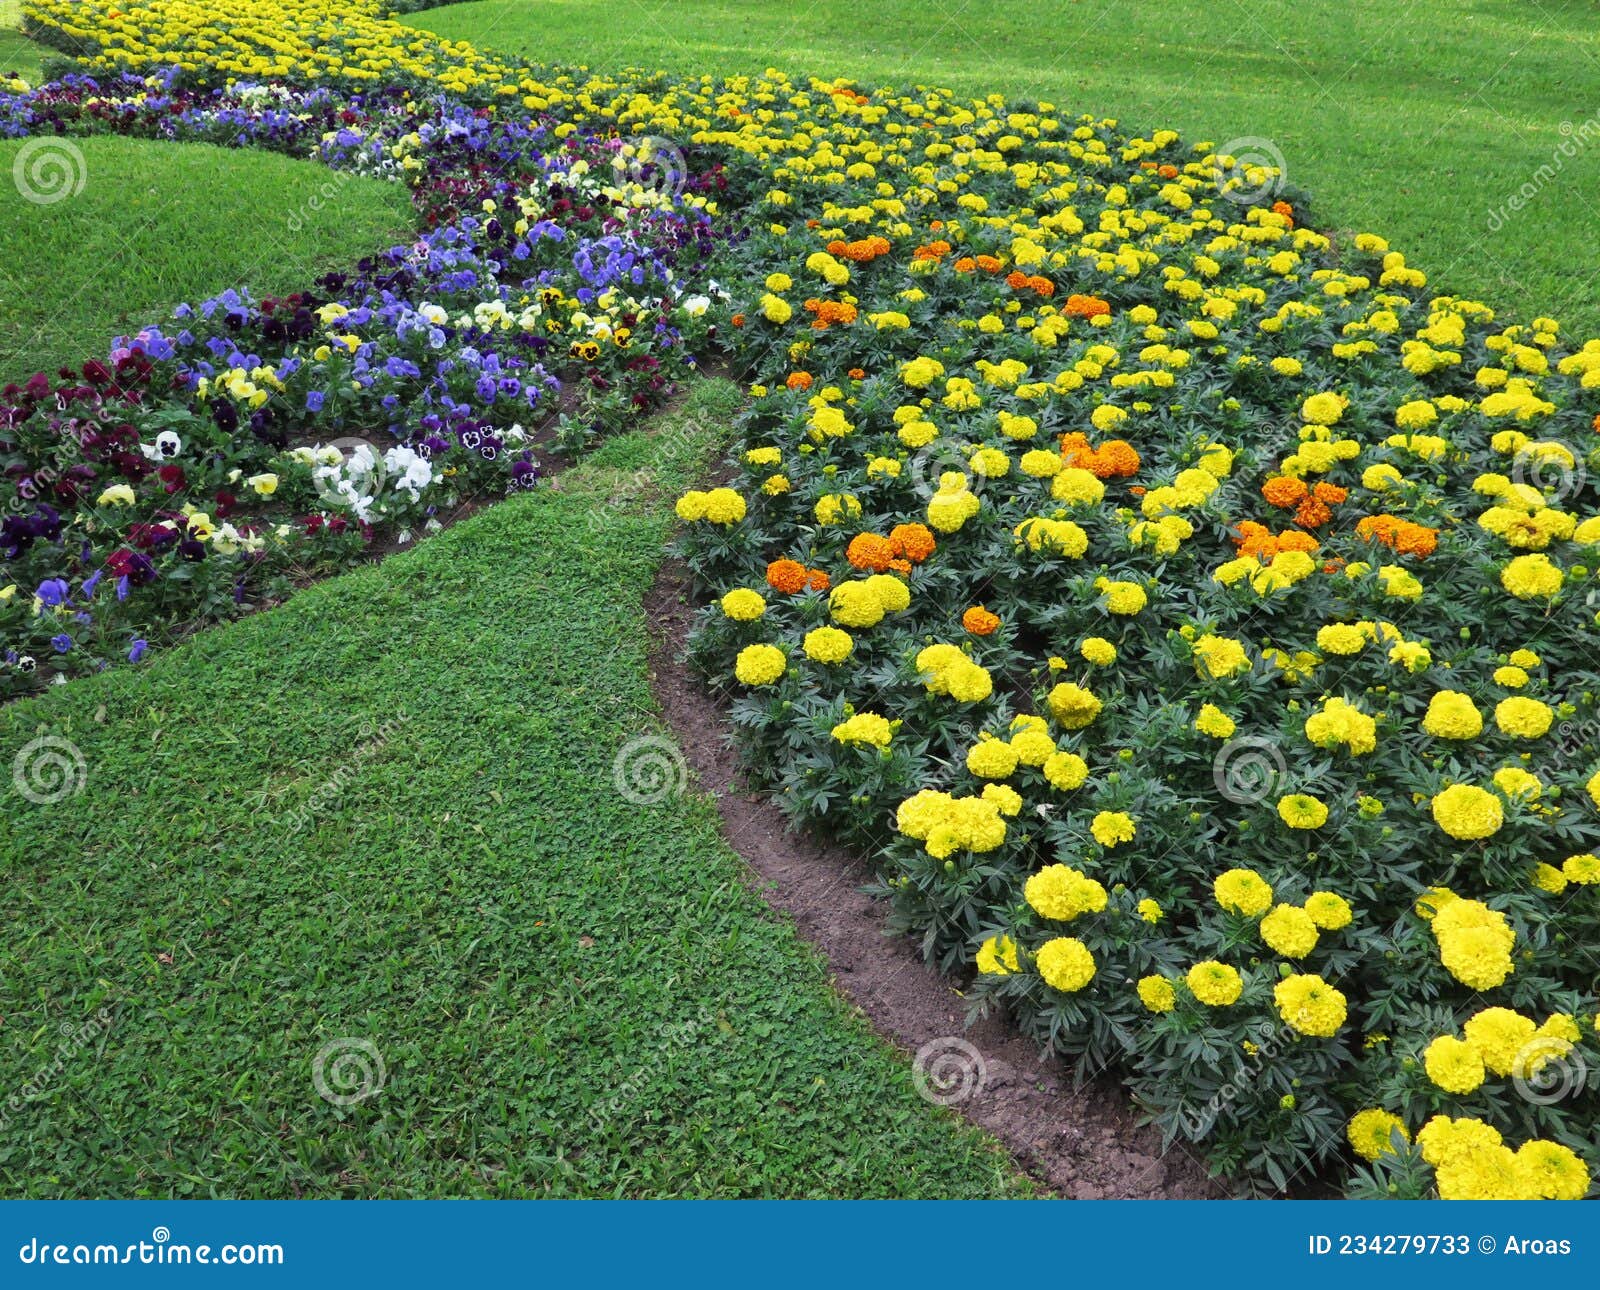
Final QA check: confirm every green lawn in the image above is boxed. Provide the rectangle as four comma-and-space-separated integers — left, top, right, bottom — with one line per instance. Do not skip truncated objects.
0, 0, 42, 83
409, 0, 1600, 338
0, 382, 1032, 1199
0, 137, 413, 380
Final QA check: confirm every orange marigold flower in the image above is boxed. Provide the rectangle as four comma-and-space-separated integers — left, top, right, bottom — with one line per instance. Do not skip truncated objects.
766, 559, 808, 595
1312, 482, 1348, 504
1064, 293, 1111, 319
730, 313, 745, 327
1278, 530, 1321, 554
786, 371, 813, 391
1261, 476, 1308, 508
806, 568, 831, 592
1356, 514, 1438, 558
1005, 270, 1030, 290
1322, 559, 1346, 574
1096, 439, 1140, 478
962, 605, 1001, 636
1294, 497, 1334, 528
1158, 164, 1179, 179
846, 532, 897, 572
975, 255, 1004, 273
952, 256, 977, 273
890, 522, 937, 563
888, 558, 912, 575
1027, 275, 1055, 298
848, 367, 866, 380
1272, 201, 1295, 226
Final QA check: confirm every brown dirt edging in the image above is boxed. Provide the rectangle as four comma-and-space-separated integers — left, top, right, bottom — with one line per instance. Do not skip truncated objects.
643, 556, 1223, 1200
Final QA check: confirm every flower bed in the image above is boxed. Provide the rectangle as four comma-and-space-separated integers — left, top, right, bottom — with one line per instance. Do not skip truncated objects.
11, 0, 1600, 1199
2, 68, 721, 689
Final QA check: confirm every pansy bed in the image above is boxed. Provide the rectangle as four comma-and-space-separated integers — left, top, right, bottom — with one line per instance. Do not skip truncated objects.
12, 0, 1600, 1200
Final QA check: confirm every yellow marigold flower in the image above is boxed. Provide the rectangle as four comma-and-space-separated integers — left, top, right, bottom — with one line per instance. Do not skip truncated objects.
831, 712, 895, 748
1046, 681, 1102, 729
1462, 1007, 1537, 1077
1316, 623, 1367, 655
863, 573, 910, 613
1042, 750, 1089, 791
1509, 648, 1541, 668
734, 643, 787, 687
1300, 391, 1347, 425
1274, 973, 1347, 1036
1186, 960, 1244, 1006
967, 736, 1020, 780
1564, 852, 1600, 884
975, 935, 1019, 976
1192, 633, 1250, 678
1431, 783, 1503, 840
1304, 696, 1377, 755
803, 626, 854, 665
1517, 1140, 1590, 1200
1304, 891, 1353, 930
1501, 552, 1564, 600
816, 575, 882, 628
1215, 868, 1274, 917
1422, 690, 1483, 740
1492, 766, 1542, 801
1277, 793, 1329, 829
1090, 810, 1136, 848
1096, 578, 1147, 615
1424, 1035, 1486, 1094
701, 487, 747, 525
1025, 863, 1108, 921
1494, 696, 1553, 739
1493, 665, 1529, 688
1532, 862, 1568, 894
1051, 467, 1106, 505
1137, 898, 1163, 924
1079, 636, 1117, 666
1137, 975, 1176, 1012
1347, 1109, 1410, 1162
720, 588, 766, 621
1195, 703, 1236, 739
1010, 728, 1056, 766
1260, 904, 1320, 958
1036, 936, 1097, 992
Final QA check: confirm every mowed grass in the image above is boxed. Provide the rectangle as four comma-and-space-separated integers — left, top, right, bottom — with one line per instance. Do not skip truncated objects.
0, 0, 42, 83
411, 0, 1600, 336
0, 137, 413, 380
0, 381, 1033, 1199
